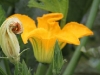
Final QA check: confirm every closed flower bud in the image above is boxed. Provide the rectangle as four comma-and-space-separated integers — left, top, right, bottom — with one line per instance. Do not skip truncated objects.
0, 17, 23, 63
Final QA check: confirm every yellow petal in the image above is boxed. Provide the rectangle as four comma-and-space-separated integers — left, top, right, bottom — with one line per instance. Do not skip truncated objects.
21, 27, 53, 44
37, 13, 63, 33
59, 42, 66, 49
9, 14, 36, 44
28, 29, 56, 63
27, 28, 51, 39
56, 31, 80, 46
62, 22, 93, 38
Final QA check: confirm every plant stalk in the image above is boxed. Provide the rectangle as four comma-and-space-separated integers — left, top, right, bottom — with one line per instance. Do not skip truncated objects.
45, 64, 53, 75
35, 63, 48, 75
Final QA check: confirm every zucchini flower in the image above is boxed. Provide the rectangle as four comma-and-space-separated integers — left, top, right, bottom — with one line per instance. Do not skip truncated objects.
0, 17, 23, 63
10, 13, 93, 63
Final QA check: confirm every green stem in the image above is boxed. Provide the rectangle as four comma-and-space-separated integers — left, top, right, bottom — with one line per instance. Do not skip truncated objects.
14, 62, 19, 75
60, 0, 69, 28
45, 64, 53, 75
3, 59, 12, 75
62, 0, 100, 75
35, 63, 48, 75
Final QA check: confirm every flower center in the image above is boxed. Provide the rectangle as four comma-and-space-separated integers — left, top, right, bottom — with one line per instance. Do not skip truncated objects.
10, 22, 23, 34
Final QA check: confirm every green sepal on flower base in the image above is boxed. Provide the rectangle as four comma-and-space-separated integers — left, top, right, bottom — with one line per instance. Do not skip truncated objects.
52, 41, 64, 75
14, 60, 31, 75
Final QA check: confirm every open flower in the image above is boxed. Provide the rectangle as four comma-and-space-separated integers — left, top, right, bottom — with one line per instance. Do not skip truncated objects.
10, 13, 93, 63
0, 17, 23, 63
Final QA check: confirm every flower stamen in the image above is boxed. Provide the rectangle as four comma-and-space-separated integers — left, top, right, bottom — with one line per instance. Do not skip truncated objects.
10, 22, 23, 34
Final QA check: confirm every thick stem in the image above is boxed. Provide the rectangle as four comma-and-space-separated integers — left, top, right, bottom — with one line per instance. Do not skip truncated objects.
62, 0, 100, 75
35, 63, 48, 75
45, 64, 53, 75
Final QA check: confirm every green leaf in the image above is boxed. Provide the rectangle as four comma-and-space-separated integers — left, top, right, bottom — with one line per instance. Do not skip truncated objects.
0, 6, 5, 26
52, 41, 64, 75
0, 0, 20, 6
0, 66, 7, 75
28, 0, 68, 14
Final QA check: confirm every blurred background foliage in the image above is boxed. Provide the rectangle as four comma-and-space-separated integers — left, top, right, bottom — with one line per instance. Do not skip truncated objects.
0, 0, 100, 75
